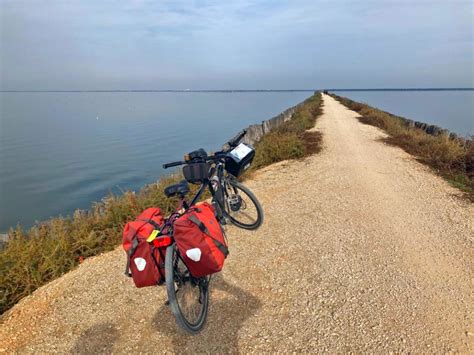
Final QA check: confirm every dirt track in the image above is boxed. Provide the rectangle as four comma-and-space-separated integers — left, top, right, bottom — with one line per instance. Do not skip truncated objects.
1, 94, 473, 353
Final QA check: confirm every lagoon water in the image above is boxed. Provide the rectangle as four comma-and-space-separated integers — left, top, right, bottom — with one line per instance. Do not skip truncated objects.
337, 90, 473, 137
0, 90, 472, 231
0, 92, 310, 231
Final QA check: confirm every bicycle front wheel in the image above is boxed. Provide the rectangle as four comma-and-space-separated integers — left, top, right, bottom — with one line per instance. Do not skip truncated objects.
224, 179, 264, 230
165, 243, 209, 334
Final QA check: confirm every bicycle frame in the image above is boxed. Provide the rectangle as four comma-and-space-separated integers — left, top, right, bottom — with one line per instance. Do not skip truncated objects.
160, 162, 227, 290
162, 160, 230, 235
186, 160, 229, 217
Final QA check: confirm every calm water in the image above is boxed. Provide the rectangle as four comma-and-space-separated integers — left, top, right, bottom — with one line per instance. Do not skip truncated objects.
336, 91, 473, 136
0, 92, 310, 231
1, 91, 472, 231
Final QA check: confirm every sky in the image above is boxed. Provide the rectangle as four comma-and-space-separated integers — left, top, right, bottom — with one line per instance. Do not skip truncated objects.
1, 0, 472, 90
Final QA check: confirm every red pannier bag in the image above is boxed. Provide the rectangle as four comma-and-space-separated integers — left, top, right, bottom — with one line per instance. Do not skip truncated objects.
173, 202, 228, 277
122, 207, 170, 288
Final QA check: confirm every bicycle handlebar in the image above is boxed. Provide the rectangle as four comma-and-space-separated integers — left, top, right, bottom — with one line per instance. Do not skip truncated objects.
162, 161, 186, 169
163, 130, 246, 169
227, 129, 247, 148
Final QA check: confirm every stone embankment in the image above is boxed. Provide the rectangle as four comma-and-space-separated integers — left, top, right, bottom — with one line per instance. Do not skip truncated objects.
241, 96, 314, 145
0, 234, 8, 249
331, 93, 469, 142
398, 116, 467, 141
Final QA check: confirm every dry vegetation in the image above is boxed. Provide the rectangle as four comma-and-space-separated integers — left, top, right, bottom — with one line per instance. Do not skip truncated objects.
0, 174, 190, 314
0, 92, 323, 314
250, 93, 323, 170
329, 93, 474, 198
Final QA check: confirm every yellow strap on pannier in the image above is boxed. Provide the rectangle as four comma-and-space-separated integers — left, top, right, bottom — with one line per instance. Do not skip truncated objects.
146, 229, 160, 242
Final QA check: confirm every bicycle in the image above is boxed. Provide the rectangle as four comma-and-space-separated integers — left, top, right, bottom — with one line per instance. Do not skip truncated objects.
160, 130, 263, 334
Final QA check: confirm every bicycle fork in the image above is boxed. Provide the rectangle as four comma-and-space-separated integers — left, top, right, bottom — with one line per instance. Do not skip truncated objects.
210, 176, 227, 224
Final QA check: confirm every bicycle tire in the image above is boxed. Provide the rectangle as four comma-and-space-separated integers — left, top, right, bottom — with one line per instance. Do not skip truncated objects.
165, 243, 209, 334
224, 179, 264, 230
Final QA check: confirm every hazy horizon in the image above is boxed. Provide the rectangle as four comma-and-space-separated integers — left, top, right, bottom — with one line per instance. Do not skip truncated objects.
1, 88, 474, 93
1, 0, 472, 90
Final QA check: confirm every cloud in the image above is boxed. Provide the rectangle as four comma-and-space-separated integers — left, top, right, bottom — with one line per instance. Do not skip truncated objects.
1, 0, 472, 89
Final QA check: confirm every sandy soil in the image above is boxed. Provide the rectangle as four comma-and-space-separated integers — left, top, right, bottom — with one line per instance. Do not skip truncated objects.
1, 94, 473, 353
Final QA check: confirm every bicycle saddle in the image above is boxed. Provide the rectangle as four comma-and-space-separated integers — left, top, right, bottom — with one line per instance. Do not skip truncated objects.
164, 180, 190, 198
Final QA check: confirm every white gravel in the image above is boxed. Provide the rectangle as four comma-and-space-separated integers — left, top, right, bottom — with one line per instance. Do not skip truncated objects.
1, 94, 473, 353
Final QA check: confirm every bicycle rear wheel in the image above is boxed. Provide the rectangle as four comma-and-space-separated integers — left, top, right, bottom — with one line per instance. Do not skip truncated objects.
165, 243, 209, 334
224, 179, 263, 230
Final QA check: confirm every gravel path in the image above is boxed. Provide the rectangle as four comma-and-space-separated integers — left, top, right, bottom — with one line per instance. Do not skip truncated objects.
1, 94, 473, 353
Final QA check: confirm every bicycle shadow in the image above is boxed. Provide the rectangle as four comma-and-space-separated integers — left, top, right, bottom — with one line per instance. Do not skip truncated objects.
70, 321, 119, 354
152, 274, 262, 353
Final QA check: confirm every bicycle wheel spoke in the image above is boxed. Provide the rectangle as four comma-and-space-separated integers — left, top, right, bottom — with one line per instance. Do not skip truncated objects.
166, 244, 209, 333
226, 188, 258, 223
223, 179, 263, 230
176, 282, 202, 323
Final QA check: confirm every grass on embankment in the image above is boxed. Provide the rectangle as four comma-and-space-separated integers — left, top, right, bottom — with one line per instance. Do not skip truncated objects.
250, 93, 323, 170
329, 93, 474, 198
0, 92, 323, 314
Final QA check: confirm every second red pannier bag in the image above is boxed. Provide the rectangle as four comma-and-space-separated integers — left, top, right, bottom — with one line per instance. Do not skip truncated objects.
173, 202, 228, 277
122, 207, 169, 288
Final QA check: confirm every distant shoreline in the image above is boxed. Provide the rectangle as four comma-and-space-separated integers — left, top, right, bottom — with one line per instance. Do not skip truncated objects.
1, 88, 473, 93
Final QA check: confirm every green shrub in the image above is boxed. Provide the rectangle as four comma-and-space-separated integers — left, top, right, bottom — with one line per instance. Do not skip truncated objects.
252, 132, 305, 169
249, 93, 323, 171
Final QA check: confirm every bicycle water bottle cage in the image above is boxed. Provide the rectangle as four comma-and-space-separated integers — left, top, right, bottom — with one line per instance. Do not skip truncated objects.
186, 148, 208, 162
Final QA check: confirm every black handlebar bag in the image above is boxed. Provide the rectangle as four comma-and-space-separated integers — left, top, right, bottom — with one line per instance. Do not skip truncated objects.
183, 162, 211, 184
225, 143, 255, 177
